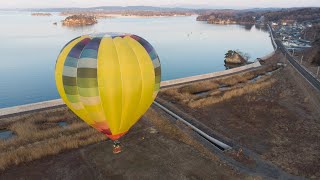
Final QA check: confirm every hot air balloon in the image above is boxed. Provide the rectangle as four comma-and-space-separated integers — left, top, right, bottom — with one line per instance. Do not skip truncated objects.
55, 33, 161, 153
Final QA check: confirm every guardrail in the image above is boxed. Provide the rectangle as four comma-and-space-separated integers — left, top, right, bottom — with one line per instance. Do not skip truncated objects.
274, 39, 320, 91
268, 24, 277, 50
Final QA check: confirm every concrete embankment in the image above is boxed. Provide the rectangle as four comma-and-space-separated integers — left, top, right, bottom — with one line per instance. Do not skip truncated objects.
161, 61, 261, 87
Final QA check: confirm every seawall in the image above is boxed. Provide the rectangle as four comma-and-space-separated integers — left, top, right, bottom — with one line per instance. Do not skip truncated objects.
1, 24, 279, 117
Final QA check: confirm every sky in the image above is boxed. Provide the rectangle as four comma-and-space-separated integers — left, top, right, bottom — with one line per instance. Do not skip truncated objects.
0, 0, 319, 9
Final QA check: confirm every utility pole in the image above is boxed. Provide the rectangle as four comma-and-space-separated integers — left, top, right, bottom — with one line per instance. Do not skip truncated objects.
292, 48, 295, 56
300, 55, 304, 64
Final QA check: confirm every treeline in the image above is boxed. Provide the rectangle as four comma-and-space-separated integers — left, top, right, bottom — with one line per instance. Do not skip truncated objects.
303, 25, 320, 41
197, 10, 258, 24
197, 8, 320, 25
304, 38, 320, 65
303, 25, 320, 65
264, 8, 320, 23
60, 10, 193, 18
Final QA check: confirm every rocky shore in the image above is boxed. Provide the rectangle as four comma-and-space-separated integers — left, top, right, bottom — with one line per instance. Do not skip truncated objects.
62, 15, 97, 26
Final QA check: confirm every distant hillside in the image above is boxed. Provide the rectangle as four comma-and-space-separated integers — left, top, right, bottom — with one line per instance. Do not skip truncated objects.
24, 6, 284, 14
25, 6, 197, 13
303, 25, 320, 41
303, 38, 320, 65
197, 8, 320, 25
197, 10, 262, 24
263, 7, 320, 23
302, 25, 320, 65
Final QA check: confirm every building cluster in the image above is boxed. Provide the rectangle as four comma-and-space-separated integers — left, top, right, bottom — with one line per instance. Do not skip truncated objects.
272, 21, 312, 51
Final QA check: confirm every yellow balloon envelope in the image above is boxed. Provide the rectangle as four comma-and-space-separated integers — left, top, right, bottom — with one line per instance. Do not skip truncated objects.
55, 33, 161, 140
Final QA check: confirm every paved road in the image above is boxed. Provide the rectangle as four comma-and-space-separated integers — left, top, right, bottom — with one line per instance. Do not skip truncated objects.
269, 25, 320, 91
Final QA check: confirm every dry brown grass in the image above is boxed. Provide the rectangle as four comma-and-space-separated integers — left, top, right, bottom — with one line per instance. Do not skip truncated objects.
189, 78, 276, 108
0, 107, 106, 170
161, 64, 279, 109
179, 81, 219, 94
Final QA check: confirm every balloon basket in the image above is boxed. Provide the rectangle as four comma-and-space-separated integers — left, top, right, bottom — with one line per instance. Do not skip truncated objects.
113, 140, 122, 154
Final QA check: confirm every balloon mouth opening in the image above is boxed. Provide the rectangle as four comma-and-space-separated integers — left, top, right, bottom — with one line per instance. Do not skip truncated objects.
106, 132, 127, 141
91, 123, 127, 140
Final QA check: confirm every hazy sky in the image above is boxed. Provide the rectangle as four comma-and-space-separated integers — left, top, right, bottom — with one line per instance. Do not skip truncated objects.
1, 0, 319, 9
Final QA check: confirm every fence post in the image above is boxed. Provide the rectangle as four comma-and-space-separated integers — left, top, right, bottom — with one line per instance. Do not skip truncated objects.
317, 66, 320, 78
300, 56, 304, 64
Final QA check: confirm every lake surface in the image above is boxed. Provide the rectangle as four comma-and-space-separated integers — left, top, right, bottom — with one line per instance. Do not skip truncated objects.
0, 12, 273, 108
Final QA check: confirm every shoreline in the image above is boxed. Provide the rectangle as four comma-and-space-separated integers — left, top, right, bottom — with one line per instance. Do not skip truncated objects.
0, 61, 264, 117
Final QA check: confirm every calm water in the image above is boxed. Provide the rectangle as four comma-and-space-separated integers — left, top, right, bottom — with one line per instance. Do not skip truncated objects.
0, 12, 273, 108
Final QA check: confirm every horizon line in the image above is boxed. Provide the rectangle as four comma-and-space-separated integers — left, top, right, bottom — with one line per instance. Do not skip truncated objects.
1, 5, 319, 11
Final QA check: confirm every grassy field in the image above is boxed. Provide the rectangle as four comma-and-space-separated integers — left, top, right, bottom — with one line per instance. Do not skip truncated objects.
0, 105, 253, 179
0, 107, 107, 170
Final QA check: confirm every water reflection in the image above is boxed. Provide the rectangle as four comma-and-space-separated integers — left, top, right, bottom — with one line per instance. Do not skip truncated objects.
240, 24, 254, 31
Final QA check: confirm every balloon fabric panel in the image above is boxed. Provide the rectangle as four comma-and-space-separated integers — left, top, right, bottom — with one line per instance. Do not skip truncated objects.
55, 33, 161, 141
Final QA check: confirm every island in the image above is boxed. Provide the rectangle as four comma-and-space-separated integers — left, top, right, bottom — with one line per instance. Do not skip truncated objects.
224, 50, 249, 69
31, 12, 52, 16
62, 15, 98, 26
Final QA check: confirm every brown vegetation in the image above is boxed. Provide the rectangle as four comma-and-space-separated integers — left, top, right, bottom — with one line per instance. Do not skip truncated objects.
189, 78, 275, 108
0, 107, 250, 179
161, 64, 279, 108
0, 107, 106, 170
